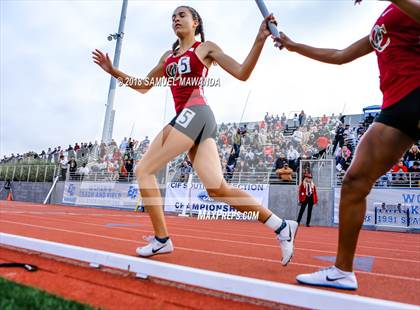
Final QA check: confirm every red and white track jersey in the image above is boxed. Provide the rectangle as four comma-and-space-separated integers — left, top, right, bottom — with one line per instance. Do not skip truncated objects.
370, 4, 420, 109
164, 41, 208, 114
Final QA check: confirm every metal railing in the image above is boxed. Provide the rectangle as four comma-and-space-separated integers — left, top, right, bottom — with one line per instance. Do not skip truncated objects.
0, 165, 57, 182
299, 159, 335, 189
69, 171, 137, 183
170, 171, 298, 185
0, 148, 97, 166
336, 172, 420, 188
2, 161, 418, 189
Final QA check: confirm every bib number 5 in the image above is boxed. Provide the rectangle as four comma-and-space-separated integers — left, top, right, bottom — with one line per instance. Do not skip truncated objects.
178, 57, 191, 74
175, 108, 196, 128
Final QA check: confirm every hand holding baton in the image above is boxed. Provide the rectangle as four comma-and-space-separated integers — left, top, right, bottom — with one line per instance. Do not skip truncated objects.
254, 0, 283, 49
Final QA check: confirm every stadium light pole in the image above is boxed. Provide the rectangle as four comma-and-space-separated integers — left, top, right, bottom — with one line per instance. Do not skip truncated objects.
101, 0, 128, 144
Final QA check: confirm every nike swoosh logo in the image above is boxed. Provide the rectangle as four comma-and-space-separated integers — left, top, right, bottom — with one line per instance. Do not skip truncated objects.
326, 275, 347, 281
381, 8, 393, 17
287, 225, 292, 242
152, 245, 166, 253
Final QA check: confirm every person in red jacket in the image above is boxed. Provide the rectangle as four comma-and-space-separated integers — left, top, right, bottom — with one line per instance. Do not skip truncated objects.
297, 173, 318, 227
392, 159, 408, 173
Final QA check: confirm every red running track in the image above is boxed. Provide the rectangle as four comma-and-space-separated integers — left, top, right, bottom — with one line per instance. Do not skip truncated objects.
1, 201, 419, 306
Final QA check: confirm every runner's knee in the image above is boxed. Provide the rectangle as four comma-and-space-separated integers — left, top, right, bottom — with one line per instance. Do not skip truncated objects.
135, 162, 154, 179
206, 184, 230, 199
342, 169, 374, 198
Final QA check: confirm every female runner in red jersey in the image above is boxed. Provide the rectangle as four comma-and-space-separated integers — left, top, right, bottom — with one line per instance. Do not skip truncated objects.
93, 6, 298, 265
277, 0, 420, 289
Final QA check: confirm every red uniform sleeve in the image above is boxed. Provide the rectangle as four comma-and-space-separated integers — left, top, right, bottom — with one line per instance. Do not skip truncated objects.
313, 186, 318, 205
299, 184, 306, 203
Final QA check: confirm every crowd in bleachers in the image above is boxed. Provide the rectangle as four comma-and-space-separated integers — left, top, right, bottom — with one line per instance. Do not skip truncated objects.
168, 111, 340, 183
332, 113, 420, 187
70, 137, 150, 182
2, 110, 419, 186
1, 137, 150, 182
1, 142, 98, 165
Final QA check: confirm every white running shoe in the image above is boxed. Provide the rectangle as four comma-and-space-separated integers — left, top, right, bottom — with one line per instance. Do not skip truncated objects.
136, 236, 174, 257
296, 266, 358, 290
277, 220, 298, 266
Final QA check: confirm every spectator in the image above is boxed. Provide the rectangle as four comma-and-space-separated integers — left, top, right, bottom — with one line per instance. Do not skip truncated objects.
292, 128, 303, 144
119, 160, 128, 180
78, 163, 90, 181
280, 113, 287, 127
68, 157, 77, 180
409, 161, 420, 173
365, 113, 375, 125
244, 148, 256, 166
106, 160, 115, 175
92, 141, 98, 152
53, 147, 59, 163
236, 159, 250, 173
120, 137, 128, 152
112, 161, 121, 180
392, 159, 409, 186
276, 163, 293, 182
264, 112, 270, 124
299, 110, 306, 127
128, 138, 135, 151
297, 173, 318, 227
80, 143, 88, 158
274, 153, 287, 170
4, 177, 12, 190
59, 155, 68, 181
356, 122, 365, 138
99, 143, 107, 160
287, 145, 299, 170
66, 144, 75, 159
125, 158, 134, 175
113, 149, 122, 162
233, 128, 243, 157
405, 144, 420, 164
224, 148, 239, 181
179, 159, 192, 182
338, 113, 345, 124
332, 123, 345, 154
408, 161, 420, 187
392, 159, 408, 173
110, 139, 117, 148
336, 145, 352, 172
140, 136, 150, 148
39, 150, 46, 161
343, 126, 356, 152
316, 136, 329, 152
343, 123, 350, 137
293, 113, 299, 128
47, 148, 53, 163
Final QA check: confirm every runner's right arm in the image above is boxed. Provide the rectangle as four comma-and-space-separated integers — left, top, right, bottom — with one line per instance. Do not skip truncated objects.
92, 49, 170, 94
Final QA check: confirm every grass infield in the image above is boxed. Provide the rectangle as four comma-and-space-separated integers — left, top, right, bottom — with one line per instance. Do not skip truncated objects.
0, 277, 96, 310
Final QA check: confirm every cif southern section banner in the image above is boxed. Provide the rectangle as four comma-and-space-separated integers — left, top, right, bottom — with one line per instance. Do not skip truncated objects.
334, 188, 420, 229
164, 182, 269, 214
62, 181, 139, 209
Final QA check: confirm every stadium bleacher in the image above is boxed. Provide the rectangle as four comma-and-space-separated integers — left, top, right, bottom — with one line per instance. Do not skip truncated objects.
1, 111, 419, 187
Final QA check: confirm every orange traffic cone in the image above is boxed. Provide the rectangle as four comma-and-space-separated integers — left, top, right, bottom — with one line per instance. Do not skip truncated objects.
6, 191, 13, 201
